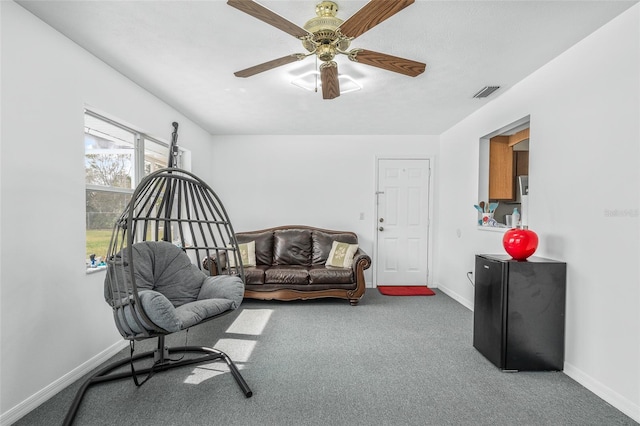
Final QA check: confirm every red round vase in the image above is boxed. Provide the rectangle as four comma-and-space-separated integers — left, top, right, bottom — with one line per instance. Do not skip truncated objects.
503, 228, 539, 260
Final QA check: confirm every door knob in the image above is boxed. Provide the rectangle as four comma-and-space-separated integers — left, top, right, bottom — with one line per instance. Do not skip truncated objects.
378, 226, 384, 231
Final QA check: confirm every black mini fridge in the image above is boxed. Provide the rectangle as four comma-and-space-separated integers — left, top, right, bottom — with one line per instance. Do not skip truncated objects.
473, 254, 567, 371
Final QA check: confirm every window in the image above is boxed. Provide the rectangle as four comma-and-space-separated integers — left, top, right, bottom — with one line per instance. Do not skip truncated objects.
84, 111, 176, 270
478, 116, 530, 230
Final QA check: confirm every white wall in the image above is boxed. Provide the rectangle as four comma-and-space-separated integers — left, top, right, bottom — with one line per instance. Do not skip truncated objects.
209, 135, 440, 285
2, 0, 638, 423
0, 2, 215, 422
436, 5, 639, 421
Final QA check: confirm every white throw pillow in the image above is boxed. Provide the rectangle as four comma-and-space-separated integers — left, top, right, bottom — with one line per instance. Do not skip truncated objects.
228, 240, 256, 267
325, 241, 358, 268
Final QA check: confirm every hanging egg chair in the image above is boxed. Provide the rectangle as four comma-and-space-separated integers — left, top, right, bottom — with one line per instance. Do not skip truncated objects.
65, 123, 252, 425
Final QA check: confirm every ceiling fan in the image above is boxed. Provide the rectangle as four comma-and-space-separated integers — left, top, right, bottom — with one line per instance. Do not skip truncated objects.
227, 0, 426, 99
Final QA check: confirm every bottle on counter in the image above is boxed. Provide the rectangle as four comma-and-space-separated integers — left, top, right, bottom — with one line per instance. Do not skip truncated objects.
512, 208, 520, 228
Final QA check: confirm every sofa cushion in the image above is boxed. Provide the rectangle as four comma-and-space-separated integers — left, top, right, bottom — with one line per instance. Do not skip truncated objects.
237, 231, 273, 266
308, 266, 354, 284
245, 283, 356, 292
243, 265, 269, 285
265, 265, 310, 284
326, 241, 359, 268
273, 229, 312, 266
312, 230, 358, 265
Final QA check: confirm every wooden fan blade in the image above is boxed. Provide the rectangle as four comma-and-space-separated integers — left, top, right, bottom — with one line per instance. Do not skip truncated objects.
234, 54, 305, 78
227, 0, 310, 38
338, 0, 415, 39
321, 62, 340, 100
350, 49, 426, 77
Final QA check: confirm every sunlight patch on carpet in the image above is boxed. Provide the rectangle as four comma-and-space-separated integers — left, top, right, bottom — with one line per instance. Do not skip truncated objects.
214, 338, 256, 363
226, 309, 273, 335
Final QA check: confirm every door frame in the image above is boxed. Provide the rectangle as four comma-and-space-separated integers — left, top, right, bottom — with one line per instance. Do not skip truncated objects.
373, 156, 435, 288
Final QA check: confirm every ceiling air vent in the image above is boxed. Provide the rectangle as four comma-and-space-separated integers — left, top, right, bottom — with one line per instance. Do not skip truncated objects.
473, 86, 500, 98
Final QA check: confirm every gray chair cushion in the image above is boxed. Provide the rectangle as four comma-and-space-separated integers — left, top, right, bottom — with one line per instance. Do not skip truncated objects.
109, 242, 245, 334
197, 275, 244, 310
107, 241, 206, 307
175, 298, 235, 330
137, 290, 181, 332
131, 241, 206, 307
120, 289, 236, 333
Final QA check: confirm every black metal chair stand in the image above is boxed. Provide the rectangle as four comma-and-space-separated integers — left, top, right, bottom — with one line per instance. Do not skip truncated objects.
64, 333, 252, 425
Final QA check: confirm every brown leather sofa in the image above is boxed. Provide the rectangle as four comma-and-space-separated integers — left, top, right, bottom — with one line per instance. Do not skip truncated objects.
207, 225, 371, 306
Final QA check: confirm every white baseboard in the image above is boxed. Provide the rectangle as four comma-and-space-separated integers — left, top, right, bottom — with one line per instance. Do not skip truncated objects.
563, 362, 640, 423
436, 282, 473, 311
1, 340, 127, 425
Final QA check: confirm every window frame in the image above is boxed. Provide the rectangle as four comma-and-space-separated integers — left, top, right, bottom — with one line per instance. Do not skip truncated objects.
84, 109, 182, 272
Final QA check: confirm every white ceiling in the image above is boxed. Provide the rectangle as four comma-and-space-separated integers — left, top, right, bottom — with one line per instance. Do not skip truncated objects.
16, 0, 638, 135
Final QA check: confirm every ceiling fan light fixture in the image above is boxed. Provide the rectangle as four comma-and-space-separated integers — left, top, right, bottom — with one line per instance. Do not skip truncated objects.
338, 74, 362, 94
291, 70, 361, 94
291, 71, 321, 92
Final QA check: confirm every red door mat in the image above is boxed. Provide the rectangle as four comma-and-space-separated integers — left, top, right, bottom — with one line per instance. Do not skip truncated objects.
377, 286, 436, 296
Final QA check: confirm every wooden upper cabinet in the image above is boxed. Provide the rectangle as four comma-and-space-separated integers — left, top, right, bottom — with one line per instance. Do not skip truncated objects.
489, 136, 514, 200
515, 150, 529, 176
488, 133, 529, 201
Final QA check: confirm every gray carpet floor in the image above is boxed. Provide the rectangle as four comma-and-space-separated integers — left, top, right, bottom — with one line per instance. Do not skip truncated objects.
15, 290, 637, 425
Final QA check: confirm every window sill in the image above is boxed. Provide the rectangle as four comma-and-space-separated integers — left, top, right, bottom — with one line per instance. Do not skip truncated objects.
86, 265, 107, 274
477, 225, 510, 233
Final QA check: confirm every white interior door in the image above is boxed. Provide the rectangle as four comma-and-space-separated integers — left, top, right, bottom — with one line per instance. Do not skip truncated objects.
376, 159, 430, 286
